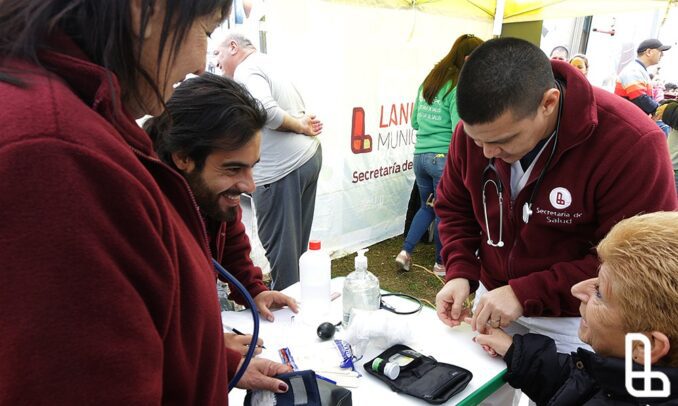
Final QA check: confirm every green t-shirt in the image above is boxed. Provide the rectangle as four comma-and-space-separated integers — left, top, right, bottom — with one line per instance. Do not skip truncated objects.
411, 81, 460, 154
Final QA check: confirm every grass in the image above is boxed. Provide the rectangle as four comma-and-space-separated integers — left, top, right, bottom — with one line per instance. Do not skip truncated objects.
330, 235, 444, 306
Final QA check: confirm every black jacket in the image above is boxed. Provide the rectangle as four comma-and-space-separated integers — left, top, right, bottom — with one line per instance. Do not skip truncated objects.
504, 334, 678, 405
661, 100, 678, 130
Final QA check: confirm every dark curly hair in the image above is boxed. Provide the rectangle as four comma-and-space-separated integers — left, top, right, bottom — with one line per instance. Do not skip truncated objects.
144, 72, 267, 171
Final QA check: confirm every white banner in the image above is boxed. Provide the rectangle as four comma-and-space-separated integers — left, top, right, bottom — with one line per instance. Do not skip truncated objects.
262, 0, 492, 257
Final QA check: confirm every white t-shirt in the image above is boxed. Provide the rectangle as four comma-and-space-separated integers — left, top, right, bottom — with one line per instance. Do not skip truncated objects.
234, 52, 319, 186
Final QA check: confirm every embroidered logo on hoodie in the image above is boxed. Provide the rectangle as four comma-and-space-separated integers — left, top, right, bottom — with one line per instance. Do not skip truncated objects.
549, 187, 572, 209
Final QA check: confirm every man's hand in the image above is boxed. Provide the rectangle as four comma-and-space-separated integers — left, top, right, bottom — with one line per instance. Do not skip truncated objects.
254, 291, 299, 322
299, 114, 323, 136
223, 333, 263, 356
471, 285, 523, 334
436, 278, 471, 327
236, 358, 292, 393
468, 318, 513, 358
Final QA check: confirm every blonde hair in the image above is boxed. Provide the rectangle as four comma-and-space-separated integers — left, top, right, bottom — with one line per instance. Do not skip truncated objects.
569, 54, 588, 75
597, 212, 678, 366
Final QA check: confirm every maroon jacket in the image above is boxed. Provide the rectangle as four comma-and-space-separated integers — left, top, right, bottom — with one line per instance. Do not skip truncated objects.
436, 61, 677, 317
207, 207, 268, 305
0, 35, 240, 404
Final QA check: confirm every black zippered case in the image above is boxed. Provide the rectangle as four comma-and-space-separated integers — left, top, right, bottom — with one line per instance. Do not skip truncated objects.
364, 344, 473, 404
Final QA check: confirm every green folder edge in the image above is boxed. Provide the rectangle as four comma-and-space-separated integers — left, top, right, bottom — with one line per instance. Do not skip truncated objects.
456, 369, 507, 406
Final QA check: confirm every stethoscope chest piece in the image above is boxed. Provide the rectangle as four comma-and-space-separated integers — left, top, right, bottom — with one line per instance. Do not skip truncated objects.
522, 203, 533, 224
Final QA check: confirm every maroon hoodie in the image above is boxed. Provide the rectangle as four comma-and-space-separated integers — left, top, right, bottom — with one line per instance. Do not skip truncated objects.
207, 207, 268, 305
436, 61, 677, 317
0, 35, 240, 403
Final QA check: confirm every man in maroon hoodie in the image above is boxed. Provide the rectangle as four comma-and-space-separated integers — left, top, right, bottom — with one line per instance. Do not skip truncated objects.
144, 73, 300, 355
434, 38, 677, 354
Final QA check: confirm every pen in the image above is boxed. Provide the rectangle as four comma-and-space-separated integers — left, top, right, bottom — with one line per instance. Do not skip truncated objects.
316, 374, 337, 385
225, 325, 266, 349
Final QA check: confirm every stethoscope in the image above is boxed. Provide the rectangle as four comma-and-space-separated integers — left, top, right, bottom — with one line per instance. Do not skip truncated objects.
213, 259, 260, 391
481, 81, 564, 248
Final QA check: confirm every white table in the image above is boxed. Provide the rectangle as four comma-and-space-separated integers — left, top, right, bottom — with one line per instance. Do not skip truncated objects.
225, 278, 506, 405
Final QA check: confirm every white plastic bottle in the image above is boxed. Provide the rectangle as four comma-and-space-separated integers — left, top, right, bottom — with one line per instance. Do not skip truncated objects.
342, 249, 381, 327
299, 240, 331, 325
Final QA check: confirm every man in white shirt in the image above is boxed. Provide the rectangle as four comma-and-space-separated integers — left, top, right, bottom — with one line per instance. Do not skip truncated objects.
215, 32, 323, 290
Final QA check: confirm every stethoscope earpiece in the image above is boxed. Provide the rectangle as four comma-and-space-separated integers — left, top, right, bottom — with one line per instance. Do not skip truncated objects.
522, 203, 533, 224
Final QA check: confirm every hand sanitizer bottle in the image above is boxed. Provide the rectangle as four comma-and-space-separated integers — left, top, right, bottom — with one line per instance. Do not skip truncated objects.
342, 248, 380, 327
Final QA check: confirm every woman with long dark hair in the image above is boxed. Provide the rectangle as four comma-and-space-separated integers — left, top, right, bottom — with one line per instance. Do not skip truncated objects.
0, 1, 289, 403
396, 34, 484, 276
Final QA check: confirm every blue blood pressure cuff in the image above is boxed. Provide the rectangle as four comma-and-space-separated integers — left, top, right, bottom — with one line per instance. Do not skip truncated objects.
244, 370, 352, 406
364, 344, 472, 404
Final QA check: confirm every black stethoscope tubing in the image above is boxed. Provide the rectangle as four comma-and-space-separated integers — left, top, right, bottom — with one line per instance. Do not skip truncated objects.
380, 293, 424, 315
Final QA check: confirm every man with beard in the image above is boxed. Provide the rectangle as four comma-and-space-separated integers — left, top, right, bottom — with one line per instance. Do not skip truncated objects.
145, 73, 298, 356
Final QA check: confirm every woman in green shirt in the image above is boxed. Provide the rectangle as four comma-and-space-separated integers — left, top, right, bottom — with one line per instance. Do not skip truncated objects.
396, 34, 484, 275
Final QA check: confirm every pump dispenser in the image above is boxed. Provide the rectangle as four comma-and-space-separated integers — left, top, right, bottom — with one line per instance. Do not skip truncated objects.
342, 248, 381, 327
355, 249, 368, 272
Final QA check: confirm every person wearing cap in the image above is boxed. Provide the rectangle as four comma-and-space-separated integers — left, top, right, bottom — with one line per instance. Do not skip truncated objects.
615, 39, 671, 115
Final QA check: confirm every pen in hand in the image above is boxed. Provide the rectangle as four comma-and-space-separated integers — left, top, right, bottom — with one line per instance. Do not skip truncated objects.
224, 325, 266, 349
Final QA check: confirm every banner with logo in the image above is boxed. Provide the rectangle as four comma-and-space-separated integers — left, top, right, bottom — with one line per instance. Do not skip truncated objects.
266, 0, 492, 257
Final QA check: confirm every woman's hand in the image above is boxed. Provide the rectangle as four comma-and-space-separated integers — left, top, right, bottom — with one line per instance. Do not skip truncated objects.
466, 317, 513, 357
223, 332, 264, 356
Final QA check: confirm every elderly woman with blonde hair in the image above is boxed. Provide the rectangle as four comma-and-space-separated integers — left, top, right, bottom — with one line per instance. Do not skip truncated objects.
473, 211, 678, 405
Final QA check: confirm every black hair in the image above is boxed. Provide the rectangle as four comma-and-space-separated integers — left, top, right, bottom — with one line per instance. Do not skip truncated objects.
660, 100, 678, 130
0, 0, 232, 109
145, 72, 267, 171
456, 37, 555, 125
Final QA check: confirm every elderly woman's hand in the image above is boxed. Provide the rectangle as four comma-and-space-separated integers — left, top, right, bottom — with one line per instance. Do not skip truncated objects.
469, 319, 513, 358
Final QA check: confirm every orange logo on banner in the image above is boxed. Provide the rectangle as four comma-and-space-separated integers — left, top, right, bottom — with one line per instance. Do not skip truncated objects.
351, 107, 372, 154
